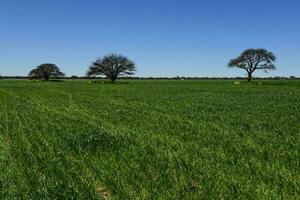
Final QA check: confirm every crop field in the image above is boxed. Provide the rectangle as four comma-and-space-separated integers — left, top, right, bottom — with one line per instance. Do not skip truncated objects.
0, 80, 299, 199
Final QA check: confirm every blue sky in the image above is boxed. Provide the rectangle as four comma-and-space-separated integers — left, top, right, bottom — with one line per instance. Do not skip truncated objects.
0, 0, 299, 77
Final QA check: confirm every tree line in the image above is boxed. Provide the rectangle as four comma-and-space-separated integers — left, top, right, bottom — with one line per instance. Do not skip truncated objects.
27, 48, 277, 82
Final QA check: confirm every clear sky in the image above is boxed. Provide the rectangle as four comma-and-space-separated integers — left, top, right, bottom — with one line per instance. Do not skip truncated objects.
0, 0, 299, 77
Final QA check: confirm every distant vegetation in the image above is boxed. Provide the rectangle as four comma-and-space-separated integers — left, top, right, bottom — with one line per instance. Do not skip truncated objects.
87, 54, 136, 82
228, 49, 276, 82
28, 63, 65, 80
2, 50, 286, 82
1, 76, 299, 80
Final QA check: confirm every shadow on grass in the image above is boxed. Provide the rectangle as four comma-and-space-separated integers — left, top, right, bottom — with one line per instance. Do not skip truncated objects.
89, 80, 129, 84
29, 79, 65, 82
261, 81, 300, 86
233, 80, 300, 86
67, 128, 128, 153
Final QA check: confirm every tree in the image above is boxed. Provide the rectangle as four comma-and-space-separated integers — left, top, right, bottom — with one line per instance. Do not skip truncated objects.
71, 75, 79, 79
228, 49, 276, 82
29, 64, 65, 80
87, 54, 136, 82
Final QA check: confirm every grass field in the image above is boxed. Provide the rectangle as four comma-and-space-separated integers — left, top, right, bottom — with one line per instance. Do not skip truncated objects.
0, 80, 299, 199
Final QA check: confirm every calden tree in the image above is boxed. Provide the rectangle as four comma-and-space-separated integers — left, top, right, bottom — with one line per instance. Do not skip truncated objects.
87, 54, 136, 82
228, 49, 276, 82
29, 64, 65, 80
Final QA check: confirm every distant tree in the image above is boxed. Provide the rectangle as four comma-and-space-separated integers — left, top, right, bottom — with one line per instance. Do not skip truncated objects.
228, 49, 276, 82
71, 75, 79, 79
87, 54, 136, 82
29, 64, 65, 80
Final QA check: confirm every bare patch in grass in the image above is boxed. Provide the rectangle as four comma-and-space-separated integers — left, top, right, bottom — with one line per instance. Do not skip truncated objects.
96, 184, 111, 200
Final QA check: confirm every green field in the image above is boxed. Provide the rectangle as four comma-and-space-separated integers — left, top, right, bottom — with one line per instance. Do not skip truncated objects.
0, 80, 299, 199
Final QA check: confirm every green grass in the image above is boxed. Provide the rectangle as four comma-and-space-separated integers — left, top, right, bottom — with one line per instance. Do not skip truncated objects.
0, 80, 299, 199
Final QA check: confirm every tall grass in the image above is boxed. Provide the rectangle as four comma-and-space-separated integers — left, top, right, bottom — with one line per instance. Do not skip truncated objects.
0, 80, 299, 199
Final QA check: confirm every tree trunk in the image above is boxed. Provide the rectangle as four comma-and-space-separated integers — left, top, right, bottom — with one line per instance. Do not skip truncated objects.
247, 72, 252, 82
110, 76, 117, 83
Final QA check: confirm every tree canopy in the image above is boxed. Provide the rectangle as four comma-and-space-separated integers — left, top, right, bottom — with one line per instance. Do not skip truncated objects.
87, 54, 136, 82
228, 49, 276, 82
29, 64, 65, 80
